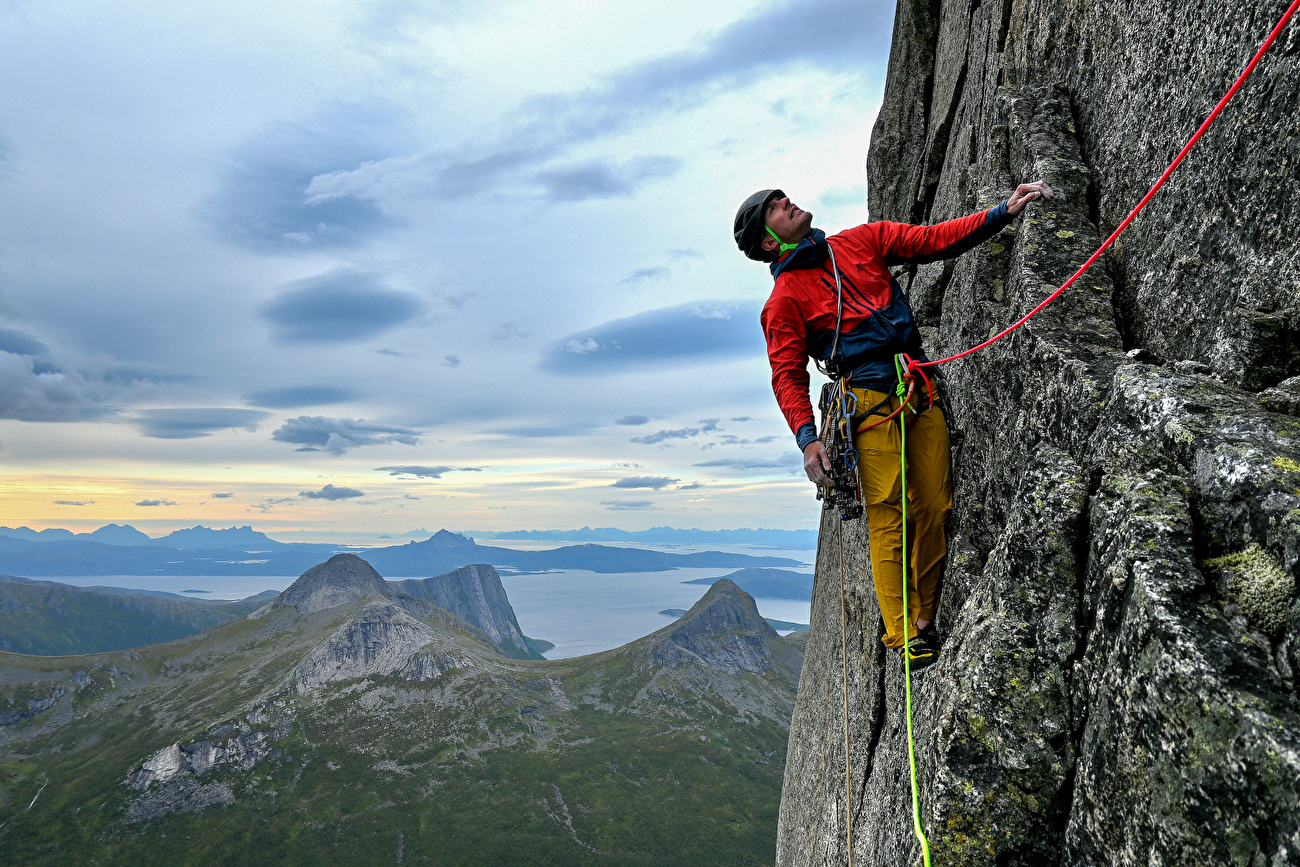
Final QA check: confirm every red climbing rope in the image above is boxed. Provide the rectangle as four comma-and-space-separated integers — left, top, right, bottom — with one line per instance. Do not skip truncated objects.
914, 0, 1300, 370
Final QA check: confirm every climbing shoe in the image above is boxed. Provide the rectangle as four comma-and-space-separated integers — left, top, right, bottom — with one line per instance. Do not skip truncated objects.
902, 626, 941, 673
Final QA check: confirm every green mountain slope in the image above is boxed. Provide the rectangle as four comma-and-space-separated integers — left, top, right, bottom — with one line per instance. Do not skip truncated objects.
0, 577, 278, 655
0, 557, 801, 866
0, 561, 547, 660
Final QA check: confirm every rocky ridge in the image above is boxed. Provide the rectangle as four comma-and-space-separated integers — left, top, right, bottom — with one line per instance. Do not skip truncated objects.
778, 2, 1300, 865
0, 557, 804, 865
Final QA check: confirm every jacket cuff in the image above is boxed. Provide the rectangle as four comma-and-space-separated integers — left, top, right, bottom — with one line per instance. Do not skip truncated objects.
989, 199, 1010, 224
795, 422, 819, 451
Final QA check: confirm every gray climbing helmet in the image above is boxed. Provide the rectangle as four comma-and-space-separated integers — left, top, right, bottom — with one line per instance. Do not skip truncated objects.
734, 188, 783, 262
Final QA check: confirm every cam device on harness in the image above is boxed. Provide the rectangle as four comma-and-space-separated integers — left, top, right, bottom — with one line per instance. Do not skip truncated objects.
817, 378, 863, 521
814, 243, 864, 522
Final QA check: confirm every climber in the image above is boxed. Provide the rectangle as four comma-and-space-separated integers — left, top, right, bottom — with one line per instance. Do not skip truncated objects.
734, 181, 1052, 670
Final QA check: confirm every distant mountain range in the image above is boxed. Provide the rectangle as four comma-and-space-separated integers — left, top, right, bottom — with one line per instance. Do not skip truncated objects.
0, 523, 818, 550
0, 523, 278, 549
0, 555, 803, 865
471, 525, 817, 549
0, 527, 801, 577
683, 567, 815, 601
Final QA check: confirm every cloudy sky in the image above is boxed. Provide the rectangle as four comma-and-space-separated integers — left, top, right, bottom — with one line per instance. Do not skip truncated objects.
0, 0, 894, 538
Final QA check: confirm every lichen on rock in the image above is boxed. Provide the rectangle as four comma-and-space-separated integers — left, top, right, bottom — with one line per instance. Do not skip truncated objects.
1203, 544, 1295, 638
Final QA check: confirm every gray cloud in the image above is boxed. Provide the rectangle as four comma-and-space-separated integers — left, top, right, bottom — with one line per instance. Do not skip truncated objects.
210, 492, 234, 498
304, 0, 890, 204
0, 328, 49, 356
262, 269, 423, 343
492, 320, 530, 341
299, 484, 364, 500
272, 416, 422, 455
694, 453, 802, 471
714, 434, 778, 445
136, 499, 179, 506
667, 248, 702, 260
245, 385, 359, 408
53, 500, 94, 506
600, 499, 659, 510
612, 475, 678, 489
0, 352, 87, 421
374, 465, 481, 478
542, 301, 763, 375
535, 156, 679, 202
134, 408, 271, 439
442, 355, 461, 368
677, 482, 704, 490
203, 104, 407, 250
631, 418, 719, 445
618, 266, 670, 285
615, 415, 649, 426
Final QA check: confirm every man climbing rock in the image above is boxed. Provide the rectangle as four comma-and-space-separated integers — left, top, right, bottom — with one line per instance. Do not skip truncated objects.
734, 182, 1051, 670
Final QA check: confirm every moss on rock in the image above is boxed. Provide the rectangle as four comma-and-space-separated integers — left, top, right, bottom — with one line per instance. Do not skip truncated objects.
1202, 545, 1295, 637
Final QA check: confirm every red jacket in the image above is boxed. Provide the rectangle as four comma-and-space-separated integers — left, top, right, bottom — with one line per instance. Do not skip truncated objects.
761, 203, 1010, 448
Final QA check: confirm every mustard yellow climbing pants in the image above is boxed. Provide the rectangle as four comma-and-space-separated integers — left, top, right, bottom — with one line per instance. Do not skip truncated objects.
852, 384, 952, 650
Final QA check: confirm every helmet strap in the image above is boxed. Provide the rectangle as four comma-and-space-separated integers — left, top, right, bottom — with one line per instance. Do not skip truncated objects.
766, 224, 800, 254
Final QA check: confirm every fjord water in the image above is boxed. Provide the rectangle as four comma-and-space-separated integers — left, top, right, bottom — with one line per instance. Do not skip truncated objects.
39, 540, 815, 658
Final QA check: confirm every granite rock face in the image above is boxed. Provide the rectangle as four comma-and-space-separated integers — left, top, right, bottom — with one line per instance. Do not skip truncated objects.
778, 2, 1300, 864
650, 578, 781, 675
391, 564, 541, 659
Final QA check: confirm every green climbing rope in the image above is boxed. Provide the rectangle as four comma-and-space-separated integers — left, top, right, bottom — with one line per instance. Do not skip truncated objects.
894, 353, 932, 867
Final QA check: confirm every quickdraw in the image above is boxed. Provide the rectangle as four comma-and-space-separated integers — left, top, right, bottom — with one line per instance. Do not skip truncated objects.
816, 377, 864, 521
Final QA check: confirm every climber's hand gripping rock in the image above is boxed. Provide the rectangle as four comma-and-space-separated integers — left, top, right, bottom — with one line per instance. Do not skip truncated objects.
1006, 180, 1054, 215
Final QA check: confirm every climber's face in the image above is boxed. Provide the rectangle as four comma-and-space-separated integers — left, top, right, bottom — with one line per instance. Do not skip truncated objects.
762, 195, 813, 251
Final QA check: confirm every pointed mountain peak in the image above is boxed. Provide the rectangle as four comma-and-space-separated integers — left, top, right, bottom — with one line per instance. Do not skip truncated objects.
422, 529, 475, 548
672, 578, 778, 639
650, 579, 779, 674
277, 553, 391, 615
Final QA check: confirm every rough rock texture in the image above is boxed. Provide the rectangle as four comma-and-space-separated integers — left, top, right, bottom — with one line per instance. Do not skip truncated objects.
778, 2, 1300, 865
650, 578, 781, 675
276, 553, 393, 615
290, 600, 468, 692
391, 564, 540, 659
272, 553, 544, 661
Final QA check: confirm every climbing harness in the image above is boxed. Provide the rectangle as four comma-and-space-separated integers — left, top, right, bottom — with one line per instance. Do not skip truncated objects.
824, 1, 1299, 861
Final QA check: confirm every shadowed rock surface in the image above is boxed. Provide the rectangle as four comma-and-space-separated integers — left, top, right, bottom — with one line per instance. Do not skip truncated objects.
778, 2, 1300, 865
391, 564, 544, 659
